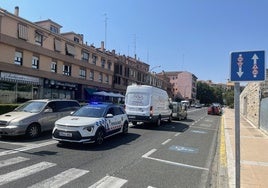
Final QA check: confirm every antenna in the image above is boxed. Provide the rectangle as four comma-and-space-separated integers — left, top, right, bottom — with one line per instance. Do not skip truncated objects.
103, 13, 108, 48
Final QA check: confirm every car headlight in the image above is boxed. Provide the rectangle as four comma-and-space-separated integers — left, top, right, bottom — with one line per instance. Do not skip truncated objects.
83, 125, 94, 132
7, 120, 22, 127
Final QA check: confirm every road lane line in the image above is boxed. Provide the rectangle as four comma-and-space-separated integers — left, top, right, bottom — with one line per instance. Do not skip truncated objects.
174, 133, 181, 137
0, 156, 29, 168
28, 168, 89, 188
161, 139, 171, 145
142, 149, 157, 158
0, 140, 57, 157
220, 117, 227, 167
0, 161, 56, 186
89, 175, 127, 188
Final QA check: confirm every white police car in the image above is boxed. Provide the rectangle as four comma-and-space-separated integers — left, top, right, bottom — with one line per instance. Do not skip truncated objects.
52, 103, 129, 145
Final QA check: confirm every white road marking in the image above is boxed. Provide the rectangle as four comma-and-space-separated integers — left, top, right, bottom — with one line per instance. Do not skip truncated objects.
174, 133, 181, 136
142, 149, 208, 171
161, 139, 171, 145
89, 175, 127, 188
0, 161, 56, 186
0, 140, 57, 157
28, 168, 89, 188
0, 156, 29, 168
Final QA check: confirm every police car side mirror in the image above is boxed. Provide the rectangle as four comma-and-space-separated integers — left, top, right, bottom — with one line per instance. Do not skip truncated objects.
106, 114, 113, 118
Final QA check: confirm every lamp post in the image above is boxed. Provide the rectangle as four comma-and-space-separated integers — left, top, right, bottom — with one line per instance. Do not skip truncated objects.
149, 65, 161, 72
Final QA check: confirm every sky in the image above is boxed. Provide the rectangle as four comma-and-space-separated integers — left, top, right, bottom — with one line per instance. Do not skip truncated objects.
1, 0, 268, 84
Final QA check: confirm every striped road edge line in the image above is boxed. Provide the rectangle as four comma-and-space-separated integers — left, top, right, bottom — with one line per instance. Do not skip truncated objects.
220, 116, 227, 167
88, 175, 127, 188
28, 168, 89, 188
0, 161, 56, 186
142, 149, 208, 171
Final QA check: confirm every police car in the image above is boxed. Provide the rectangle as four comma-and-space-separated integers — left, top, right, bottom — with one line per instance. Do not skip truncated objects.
52, 103, 129, 145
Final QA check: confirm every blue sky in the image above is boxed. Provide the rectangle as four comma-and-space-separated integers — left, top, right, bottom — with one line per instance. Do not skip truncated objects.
1, 0, 268, 83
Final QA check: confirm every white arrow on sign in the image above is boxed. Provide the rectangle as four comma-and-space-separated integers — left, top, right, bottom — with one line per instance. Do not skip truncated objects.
236, 54, 244, 77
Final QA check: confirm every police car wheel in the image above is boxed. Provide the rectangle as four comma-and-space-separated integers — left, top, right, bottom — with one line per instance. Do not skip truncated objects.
95, 129, 104, 145
122, 122, 128, 134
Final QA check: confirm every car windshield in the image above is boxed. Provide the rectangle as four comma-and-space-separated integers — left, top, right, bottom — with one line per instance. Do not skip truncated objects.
73, 105, 106, 118
14, 101, 47, 113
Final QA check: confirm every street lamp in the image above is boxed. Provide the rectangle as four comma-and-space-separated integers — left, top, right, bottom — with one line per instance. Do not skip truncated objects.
149, 65, 161, 72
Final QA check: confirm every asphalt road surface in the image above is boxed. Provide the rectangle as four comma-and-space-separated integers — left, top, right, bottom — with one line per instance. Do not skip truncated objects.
0, 107, 221, 188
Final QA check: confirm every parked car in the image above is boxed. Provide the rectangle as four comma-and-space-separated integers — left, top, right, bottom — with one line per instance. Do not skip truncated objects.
0, 99, 80, 138
207, 104, 222, 115
52, 103, 129, 145
171, 102, 187, 120
195, 103, 202, 108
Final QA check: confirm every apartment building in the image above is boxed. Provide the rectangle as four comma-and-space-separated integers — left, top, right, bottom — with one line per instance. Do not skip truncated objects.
0, 7, 171, 103
164, 71, 198, 102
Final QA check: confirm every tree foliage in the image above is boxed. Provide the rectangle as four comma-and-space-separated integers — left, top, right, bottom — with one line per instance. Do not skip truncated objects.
196, 82, 224, 105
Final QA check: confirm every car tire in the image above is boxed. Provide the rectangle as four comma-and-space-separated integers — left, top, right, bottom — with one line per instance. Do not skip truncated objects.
156, 116, 161, 126
122, 122, 128, 135
95, 129, 105, 145
26, 124, 40, 138
168, 115, 172, 123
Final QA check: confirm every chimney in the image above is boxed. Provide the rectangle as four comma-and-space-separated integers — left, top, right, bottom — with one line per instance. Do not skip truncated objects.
14, 6, 19, 16
101, 41, 105, 52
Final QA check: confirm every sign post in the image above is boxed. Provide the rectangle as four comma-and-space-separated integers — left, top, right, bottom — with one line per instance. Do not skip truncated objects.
230, 50, 265, 188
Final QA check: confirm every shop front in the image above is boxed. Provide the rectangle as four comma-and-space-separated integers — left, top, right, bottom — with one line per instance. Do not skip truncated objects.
0, 72, 41, 103
43, 79, 78, 100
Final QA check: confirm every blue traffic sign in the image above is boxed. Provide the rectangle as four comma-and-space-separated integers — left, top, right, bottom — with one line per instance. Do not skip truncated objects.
230, 50, 265, 81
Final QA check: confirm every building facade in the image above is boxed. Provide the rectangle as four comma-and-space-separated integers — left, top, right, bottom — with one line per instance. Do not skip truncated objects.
0, 7, 171, 103
164, 71, 198, 102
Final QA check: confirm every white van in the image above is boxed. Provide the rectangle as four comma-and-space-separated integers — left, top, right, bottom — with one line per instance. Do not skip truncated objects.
125, 85, 172, 126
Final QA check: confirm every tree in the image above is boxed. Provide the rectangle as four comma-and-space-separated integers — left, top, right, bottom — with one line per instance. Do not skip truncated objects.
196, 82, 224, 105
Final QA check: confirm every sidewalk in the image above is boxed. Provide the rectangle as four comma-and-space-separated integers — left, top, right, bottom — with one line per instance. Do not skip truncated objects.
223, 108, 268, 188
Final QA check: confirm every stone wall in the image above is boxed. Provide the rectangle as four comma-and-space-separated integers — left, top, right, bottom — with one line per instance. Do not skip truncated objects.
240, 82, 261, 127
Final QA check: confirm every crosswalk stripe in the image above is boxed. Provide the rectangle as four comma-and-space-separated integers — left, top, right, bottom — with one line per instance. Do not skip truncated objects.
28, 168, 89, 188
89, 175, 127, 188
0, 140, 57, 157
0, 161, 56, 186
0, 156, 29, 168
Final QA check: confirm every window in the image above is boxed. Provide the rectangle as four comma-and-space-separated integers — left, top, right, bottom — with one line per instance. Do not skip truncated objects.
99, 73, 103, 82
92, 55, 97, 64
101, 59, 106, 68
63, 65, 71, 76
89, 70, 94, 80
35, 31, 43, 46
32, 56, 39, 69
105, 74, 109, 83
18, 24, 28, 40
79, 68, 86, 79
51, 61, 57, 73
50, 25, 59, 34
74, 37, 79, 43
82, 51, 89, 62
107, 61, 112, 70
66, 44, 75, 57
14, 51, 23, 65
54, 39, 62, 52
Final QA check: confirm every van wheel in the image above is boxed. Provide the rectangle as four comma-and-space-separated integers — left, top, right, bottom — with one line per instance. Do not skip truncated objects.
26, 124, 40, 138
168, 115, 172, 123
95, 129, 105, 145
156, 117, 161, 126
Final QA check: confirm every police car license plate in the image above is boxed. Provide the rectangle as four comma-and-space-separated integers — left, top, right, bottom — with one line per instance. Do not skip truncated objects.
59, 131, 72, 137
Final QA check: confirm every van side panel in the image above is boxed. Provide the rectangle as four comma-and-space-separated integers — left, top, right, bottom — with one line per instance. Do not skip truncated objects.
125, 85, 171, 124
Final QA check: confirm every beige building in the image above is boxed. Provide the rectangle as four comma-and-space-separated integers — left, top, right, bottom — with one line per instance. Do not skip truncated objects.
0, 7, 171, 103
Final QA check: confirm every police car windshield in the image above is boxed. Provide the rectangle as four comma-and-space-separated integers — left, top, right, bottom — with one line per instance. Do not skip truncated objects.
73, 106, 106, 118
15, 101, 46, 113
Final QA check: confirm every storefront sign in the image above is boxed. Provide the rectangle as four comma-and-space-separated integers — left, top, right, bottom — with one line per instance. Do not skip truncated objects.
0, 72, 40, 84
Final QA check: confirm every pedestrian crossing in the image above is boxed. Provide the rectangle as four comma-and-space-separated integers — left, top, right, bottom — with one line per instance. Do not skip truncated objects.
0, 156, 156, 188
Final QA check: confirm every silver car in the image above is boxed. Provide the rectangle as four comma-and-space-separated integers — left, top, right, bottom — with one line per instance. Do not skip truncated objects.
0, 99, 80, 138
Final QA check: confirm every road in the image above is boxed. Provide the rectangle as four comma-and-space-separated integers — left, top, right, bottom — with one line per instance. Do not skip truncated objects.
0, 108, 221, 188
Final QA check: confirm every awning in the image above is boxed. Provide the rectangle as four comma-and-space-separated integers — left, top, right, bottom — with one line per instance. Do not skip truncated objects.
93, 91, 124, 98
